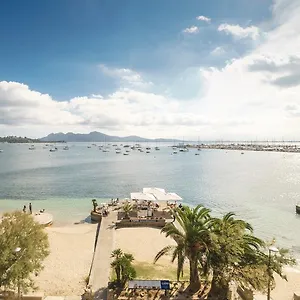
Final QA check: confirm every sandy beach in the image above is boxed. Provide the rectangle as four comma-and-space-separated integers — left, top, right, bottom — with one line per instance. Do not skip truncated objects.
31, 221, 300, 298
115, 227, 176, 265
271, 268, 300, 300
35, 223, 97, 296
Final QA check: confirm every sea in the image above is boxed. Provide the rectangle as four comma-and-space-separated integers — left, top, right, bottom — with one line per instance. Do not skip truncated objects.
1, 142, 300, 257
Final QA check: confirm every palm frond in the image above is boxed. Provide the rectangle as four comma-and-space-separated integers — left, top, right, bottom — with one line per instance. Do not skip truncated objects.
154, 245, 174, 264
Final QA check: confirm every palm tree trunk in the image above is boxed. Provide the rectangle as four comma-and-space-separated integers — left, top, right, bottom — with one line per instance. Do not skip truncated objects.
188, 257, 201, 293
209, 276, 228, 299
115, 266, 121, 285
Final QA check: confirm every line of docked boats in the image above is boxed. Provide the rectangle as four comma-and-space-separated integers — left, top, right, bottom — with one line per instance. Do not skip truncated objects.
1, 142, 204, 156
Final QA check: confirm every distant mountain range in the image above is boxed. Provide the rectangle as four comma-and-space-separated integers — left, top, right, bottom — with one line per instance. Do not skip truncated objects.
40, 131, 181, 143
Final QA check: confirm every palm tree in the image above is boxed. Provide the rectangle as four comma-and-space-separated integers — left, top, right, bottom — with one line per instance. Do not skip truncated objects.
207, 212, 265, 298
111, 249, 123, 284
122, 202, 135, 219
154, 205, 213, 292
111, 249, 136, 287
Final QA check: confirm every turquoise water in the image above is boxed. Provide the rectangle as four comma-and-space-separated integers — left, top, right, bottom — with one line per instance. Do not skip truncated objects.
1, 142, 300, 255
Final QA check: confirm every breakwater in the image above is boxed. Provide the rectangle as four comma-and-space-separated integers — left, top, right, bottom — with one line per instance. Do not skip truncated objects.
188, 143, 300, 153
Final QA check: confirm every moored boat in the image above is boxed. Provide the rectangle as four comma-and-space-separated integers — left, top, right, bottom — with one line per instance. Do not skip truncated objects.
34, 212, 53, 226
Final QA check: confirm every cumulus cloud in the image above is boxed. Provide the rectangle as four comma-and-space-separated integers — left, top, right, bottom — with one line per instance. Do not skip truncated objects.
0, 81, 84, 127
248, 55, 300, 87
196, 15, 211, 23
99, 64, 152, 89
218, 24, 260, 40
0, 81, 215, 138
182, 26, 199, 34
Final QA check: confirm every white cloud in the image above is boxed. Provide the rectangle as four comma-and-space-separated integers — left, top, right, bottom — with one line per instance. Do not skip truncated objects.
2, 0, 300, 140
211, 46, 225, 56
218, 24, 260, 40
182, 26, 199, 34
0, 81, 213, 138
196, 15, 211, 23
99, 64, 152, 89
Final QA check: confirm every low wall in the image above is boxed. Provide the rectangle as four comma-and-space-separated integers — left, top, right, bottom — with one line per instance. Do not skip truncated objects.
116, 219, 166, 228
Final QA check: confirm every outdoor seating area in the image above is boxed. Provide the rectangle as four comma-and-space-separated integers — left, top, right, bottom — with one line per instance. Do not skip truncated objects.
115, 188, 179, 228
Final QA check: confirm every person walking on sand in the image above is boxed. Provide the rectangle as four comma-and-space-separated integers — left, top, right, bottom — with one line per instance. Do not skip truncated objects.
29, 203, 32, 214
22, 205, 26, 213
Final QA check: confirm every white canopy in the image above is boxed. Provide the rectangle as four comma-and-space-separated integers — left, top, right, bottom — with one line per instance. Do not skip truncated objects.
130, 192, 156, 202
142, 187, 183, 201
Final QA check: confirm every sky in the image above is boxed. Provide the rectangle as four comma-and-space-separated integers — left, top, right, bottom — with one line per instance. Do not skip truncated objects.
0, 0, 300, 140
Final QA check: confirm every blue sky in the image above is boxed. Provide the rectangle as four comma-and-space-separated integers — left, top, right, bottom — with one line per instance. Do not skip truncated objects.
1, 0, 300, 140
0, 0, 271, 99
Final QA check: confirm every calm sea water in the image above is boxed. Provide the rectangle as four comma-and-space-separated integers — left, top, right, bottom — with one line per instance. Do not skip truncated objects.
1, 142, 300, 256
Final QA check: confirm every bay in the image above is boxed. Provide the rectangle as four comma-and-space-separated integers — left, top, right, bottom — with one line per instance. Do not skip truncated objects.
0, 142, 300, 256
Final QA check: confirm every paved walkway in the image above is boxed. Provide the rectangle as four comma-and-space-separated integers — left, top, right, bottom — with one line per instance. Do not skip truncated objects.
89, 212, 117, 300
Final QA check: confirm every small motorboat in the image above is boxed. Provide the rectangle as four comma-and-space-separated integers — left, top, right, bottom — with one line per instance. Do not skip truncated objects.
63, 146, 69, 150
29, 145, 35, 150
34, 212, 53, 226
296, 205, 300, 214
0, 149, 3, 153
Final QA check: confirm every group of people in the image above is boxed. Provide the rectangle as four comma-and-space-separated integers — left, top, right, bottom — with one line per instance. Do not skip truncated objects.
22, 203, 32, 214
22, 203, 45, 214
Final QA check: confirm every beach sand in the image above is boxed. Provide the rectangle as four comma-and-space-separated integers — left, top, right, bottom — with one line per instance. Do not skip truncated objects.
35, 223, 97, 296
271, 268, 300, 300
115, 227, 176, 265
34, 222, 300, 298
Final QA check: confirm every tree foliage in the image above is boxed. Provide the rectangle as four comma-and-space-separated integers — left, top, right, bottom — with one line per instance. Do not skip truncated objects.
0, 211, 50, 294
154, 205, 295, 298
154, 205, 213, 292
111, 249, 136, 287
122, 202, 136, 219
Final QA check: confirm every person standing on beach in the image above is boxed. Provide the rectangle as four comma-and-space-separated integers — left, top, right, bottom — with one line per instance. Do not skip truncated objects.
23, 205, 26, 213
29, 203, 32, 214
